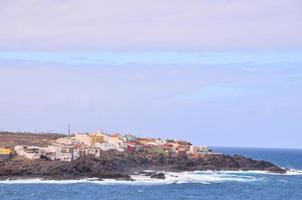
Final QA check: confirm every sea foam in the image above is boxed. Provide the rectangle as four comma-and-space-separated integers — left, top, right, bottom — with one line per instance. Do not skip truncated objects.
0, 170, 300, 185
285, 169, 302, 175
0, 171, 260, 185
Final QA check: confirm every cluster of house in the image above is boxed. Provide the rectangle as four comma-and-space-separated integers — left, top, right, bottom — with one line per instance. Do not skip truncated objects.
2, 131, 212, 162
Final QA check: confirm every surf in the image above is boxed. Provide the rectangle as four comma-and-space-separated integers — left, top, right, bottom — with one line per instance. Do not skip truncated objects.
0, 169, 301, 185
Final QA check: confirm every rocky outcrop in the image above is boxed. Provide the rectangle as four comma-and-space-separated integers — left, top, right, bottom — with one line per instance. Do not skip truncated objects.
135, 171, 166, 179
150, 172, 165, 179
0, 151, 286, 180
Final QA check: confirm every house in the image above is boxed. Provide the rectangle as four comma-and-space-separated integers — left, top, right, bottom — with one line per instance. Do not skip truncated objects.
75, 133, 92, 146
55, 152, 73, 162
90, 134, 104, 144
136, 138, 156, 145
176, 144, 190, 153
161, 144, 175, 154
95, 142, 124, 152
166, 141, 180, 150
143, 144, 164, 154
0, 147, 13, 161
127, 140, 144, 152
80, 148, 101, 158
73, 148, 81, 160
176, 140, 192, 146
39, 146, 57, 160
15, 146, 41, 160
155, 139, 166, 145
193, 146, 209, 154
107, 134, 125, 147
124, 134, 137, 142
127, 143, 136, 153
166, 139, 175, 143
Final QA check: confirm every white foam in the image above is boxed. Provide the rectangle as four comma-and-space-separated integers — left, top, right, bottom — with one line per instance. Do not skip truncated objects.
149, 171, 260, 184
285, 169, 302, 175
0, 171, 260, 185
0, 170, 300, 185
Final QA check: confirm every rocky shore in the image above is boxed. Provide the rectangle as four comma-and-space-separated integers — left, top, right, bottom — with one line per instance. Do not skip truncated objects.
0, 151, 286, 181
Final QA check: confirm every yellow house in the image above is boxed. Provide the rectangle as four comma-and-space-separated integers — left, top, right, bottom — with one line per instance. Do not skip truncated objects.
0, 147, 13, 160
0, 147, 13, 155
137, 138, 156, 145
90, 134, 104, 143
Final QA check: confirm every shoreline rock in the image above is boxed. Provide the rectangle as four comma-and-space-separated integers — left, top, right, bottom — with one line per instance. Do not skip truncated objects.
0, 152, 286, 181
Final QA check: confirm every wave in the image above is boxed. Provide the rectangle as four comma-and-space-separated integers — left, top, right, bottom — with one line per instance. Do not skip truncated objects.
131, 171, 261, 185
0, 170, 300, 185
285, 169, 302, 175
0, 171, 260, 185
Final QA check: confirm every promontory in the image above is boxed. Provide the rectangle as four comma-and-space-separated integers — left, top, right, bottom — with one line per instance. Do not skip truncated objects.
0, 131, 286, 180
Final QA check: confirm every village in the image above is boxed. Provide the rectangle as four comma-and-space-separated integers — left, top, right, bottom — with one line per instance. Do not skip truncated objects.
0, 131, 212, 162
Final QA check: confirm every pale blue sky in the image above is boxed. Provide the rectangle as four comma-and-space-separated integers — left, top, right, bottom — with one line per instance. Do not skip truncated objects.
0, 51, 301, 148
0, 51, 301, 66
0, 0, 301, 148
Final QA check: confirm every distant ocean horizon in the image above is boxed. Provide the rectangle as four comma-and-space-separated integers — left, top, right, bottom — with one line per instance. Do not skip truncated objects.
1, 147, 302, 200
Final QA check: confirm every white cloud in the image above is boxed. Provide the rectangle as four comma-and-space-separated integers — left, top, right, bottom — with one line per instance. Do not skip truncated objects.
0, 0, 301, 50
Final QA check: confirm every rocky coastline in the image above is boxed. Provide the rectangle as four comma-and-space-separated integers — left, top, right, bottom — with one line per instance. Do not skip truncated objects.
0, 151, 286, 181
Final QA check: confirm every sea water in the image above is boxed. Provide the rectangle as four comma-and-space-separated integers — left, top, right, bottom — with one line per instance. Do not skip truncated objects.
0, 147, 301, 200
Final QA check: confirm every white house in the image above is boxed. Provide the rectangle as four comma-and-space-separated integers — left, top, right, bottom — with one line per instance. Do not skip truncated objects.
95, 142, 124, 152
55, 152, 73, 162
15, 146, 41, 160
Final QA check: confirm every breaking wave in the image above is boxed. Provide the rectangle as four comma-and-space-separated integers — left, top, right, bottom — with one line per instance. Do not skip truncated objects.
285, 169, 302, 175
0, 170, 300, 185
130, 171, 261, 185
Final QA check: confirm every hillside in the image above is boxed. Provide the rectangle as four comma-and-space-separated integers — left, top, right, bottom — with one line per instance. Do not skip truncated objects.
0, 132, 65, 148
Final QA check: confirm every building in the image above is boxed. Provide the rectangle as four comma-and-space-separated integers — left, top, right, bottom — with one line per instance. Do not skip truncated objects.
39, 146, 57, 160
15, 146, 41, 160
90, 134, 104, 144
161, 144, 175, 154
79, 148, 101, 158
136, 138, 156, 145
73, 148, 81, 160
0, 147, 13, 161
55, 152, 73, 162
124, 134, 137, 142
95, 142, 124, 152
176, 144, 190, 153
155, 139, 166, 145
107, 134, 125, 147
15, 144, 79, 162
176, 140, 192, 146
143, 144, 164, 154
193, 146, 209, 154
75, 133, 92, 146
127, 141, 143, 153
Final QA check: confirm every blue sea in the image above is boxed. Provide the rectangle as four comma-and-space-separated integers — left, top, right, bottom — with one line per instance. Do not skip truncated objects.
1, 147, 302, 200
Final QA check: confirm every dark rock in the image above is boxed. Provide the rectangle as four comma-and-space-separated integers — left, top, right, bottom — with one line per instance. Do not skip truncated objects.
150, 172, 165, 179
0, 151, 286, 180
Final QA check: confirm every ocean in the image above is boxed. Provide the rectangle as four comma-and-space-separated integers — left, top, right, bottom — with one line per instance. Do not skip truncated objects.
1, 147, 301, 200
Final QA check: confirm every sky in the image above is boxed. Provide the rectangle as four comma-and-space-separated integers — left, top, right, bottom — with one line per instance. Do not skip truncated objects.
0, 0, 301, 149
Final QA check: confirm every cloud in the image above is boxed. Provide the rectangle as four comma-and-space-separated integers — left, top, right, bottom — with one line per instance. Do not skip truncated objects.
0, 0, 301, 50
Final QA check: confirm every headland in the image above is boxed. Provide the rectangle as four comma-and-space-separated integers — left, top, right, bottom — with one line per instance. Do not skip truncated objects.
0, 131, 286, 181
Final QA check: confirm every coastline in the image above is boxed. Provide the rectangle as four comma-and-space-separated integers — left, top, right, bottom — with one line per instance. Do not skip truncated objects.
0, 152, 287, 181
0, 132, 288, 182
